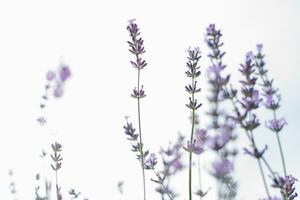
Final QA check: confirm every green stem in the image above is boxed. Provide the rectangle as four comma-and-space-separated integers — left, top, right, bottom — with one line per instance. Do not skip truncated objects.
197, 156, 202, 200
137, 68, 146, 200
257, 158, 270, 198
55, 170, 59, 200
189, 77, 196, 200
261, 156, 276, 179
273, 111, 287, 176
250, 131, 270, 198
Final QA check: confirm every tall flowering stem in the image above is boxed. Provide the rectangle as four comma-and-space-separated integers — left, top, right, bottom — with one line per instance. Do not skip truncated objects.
185, 46, 202, 200
237, 52, 271, 198
127, 19, 147, 200
254, 44, 287, 176
204, 24, 237, 200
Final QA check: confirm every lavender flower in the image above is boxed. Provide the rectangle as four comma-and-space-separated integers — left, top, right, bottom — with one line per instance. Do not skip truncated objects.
46, 70, 56, 81
59, 65, 71, 82
185, 45, 202, 200
126, 19, 148, 200
237, 50, 272, 198
254, 44, 288, 176
184, 140, 205, 155
207, 130, 231, 151
144, 153, 157, 170
38, 63, 71, 126
204, 23, 238, 200
210, 159, 233, 179
266, 118, 287, 133
194, 129, 208, 145
272, 174, 298, 200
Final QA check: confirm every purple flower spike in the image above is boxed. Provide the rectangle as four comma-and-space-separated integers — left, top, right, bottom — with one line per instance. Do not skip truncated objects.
272, 174, 298, 200
266, 118, 287, 133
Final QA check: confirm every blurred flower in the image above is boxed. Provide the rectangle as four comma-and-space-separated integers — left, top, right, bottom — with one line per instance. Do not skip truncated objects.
46, 70, 56, 81
266, 118, 287, 133
59, 65, 71, 82
184, 140, 205, 155
207, 131, 231, 151
210, 159, 233, 179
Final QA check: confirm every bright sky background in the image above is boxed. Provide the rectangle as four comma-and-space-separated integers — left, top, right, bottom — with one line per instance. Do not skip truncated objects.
0, 0, 299, 200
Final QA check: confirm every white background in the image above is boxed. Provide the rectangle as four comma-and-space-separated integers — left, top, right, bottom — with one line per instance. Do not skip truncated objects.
0, 0, 299, 199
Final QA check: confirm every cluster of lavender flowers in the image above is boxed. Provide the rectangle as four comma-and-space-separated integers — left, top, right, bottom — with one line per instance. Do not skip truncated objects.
7, 19, 297, 200
37, 63, 71, 126
8, 63, 90, 200
123, 20, 297, 200
204, 24, 238, 200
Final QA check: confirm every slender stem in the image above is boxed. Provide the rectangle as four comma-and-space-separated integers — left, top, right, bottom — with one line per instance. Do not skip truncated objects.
55, 170, 59, 200
261, 156, 276, 179
256, 64, 287, 176
272, 111, 287, 176
257, 159, 270, 198
249, 131, 270, 198
137, 67, 146, 200
189, 77, 196, 200
197, 156, 202, 200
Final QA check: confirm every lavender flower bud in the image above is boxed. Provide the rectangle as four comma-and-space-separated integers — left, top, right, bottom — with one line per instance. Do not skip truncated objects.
144, 153, 157, 170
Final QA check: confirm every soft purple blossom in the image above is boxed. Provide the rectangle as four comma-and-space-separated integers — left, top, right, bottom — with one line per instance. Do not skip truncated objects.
46, 70, 56, 81
266, 118, 287, 133
207, 130, 231, 151
53, 85, 63, 98
210, 159, 233, 179
59, 65, 71, 82
194, 129, 208, 145
184, 140, 205, 155
265, 94, 281, 110
240, 89, 262, 111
